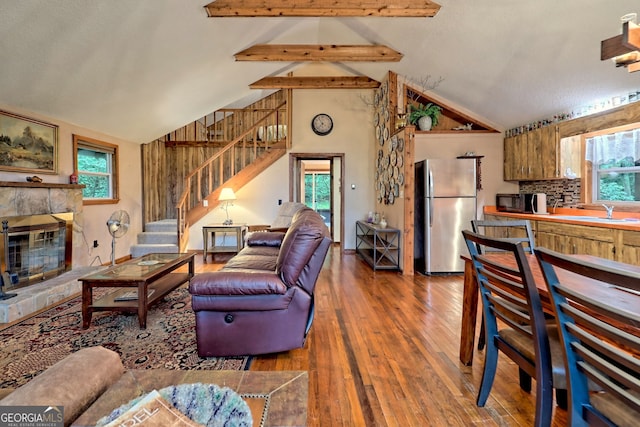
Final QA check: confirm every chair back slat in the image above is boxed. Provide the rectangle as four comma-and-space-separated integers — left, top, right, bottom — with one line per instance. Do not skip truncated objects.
471, 219, 535, 254
536, 247, 640, 425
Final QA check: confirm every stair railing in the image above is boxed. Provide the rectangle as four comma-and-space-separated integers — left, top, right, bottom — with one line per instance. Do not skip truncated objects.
175, 101, 287, 246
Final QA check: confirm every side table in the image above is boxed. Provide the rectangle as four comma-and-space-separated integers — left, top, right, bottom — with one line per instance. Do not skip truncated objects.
202, 224, 247, 261
355, 220, 401, 271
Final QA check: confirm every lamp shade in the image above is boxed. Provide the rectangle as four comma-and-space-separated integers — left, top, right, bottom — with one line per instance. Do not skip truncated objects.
218, 188, 236, 201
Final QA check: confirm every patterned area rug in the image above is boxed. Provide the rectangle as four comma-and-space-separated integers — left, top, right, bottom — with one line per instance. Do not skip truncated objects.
0, 286, 250, 388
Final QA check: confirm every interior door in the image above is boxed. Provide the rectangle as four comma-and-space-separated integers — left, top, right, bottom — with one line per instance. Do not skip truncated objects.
290, 154, 343, 245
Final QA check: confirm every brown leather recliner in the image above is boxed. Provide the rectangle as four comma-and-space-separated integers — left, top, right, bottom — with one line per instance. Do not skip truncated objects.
189, 208, 331, 357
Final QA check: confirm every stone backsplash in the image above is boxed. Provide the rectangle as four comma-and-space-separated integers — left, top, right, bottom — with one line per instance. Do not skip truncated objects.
519, 179, 581, 208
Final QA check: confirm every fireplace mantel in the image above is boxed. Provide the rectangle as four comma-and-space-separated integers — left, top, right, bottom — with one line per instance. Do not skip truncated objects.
0, 181, 84, 189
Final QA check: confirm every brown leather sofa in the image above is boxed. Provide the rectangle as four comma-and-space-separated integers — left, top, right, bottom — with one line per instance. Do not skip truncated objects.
189, 207, 331, 357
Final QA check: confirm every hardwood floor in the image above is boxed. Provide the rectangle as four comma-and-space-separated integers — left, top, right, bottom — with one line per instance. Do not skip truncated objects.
197, 245, 568, 426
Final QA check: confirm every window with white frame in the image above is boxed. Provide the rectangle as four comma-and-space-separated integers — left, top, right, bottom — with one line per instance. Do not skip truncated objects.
73, 135, 119, 204
586, 126, 640, 202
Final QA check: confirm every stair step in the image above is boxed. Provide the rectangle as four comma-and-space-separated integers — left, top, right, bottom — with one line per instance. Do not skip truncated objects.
130, 244, 179, 259
145, 219, 177, 233
136, 232, 177, 245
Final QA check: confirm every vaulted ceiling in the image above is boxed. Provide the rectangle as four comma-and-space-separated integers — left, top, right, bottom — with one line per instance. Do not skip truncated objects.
1, 0, 639, 143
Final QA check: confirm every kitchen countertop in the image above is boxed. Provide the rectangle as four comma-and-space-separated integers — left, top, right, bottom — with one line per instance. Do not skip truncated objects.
484, 206, 640, 231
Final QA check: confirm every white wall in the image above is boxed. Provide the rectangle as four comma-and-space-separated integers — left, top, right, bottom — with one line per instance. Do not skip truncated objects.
0, 104, 143, 267
190, 63, 376, 250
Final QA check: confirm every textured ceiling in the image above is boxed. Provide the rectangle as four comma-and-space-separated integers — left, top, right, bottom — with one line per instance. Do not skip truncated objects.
1, 0, 639, 143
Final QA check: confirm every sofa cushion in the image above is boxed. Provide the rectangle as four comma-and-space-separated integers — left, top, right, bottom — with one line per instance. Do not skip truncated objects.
276, 208, 329, 288
190, 271, 287, 296
246, 231, 285, 247
0, 346, 124, 426
223, 255, 277, 271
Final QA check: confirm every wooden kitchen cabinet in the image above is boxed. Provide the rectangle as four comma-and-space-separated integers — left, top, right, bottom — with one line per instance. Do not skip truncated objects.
619, 229, 640, 265
534, 221, 616, 260
503, 132, 528, 180
503, 125, 560, 181
480, 214, 533, 241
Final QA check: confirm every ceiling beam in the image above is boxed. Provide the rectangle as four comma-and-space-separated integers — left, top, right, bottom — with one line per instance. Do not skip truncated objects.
623, 21, 640, 50
205, 1, 441, 18
235, 44, 403, 62
601, 21, 640, 60
249, 76, 381, 89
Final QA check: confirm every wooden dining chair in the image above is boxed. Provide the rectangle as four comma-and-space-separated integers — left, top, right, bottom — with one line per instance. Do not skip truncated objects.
471, 219, 536, 350
535, 248, 640, 427
462, 230, 567, 427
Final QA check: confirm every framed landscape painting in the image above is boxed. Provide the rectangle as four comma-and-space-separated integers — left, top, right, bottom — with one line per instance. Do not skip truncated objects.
0, 110, 58, 174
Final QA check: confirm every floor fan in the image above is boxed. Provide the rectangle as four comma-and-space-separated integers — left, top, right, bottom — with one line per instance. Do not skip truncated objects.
107, 210, 130, 265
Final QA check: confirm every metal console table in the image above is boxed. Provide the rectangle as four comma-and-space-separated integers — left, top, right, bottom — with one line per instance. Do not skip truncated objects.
355, 221, 400, 271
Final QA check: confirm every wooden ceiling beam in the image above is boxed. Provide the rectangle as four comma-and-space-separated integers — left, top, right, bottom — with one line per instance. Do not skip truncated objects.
235, 44, 403, 62
601, 22, 640, 60
623, 21, 640, 50
249, 76, 381, 89
205, 1, 441, 18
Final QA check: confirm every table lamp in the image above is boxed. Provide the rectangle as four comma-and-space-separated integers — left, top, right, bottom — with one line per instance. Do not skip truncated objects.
218, 188, 236, 225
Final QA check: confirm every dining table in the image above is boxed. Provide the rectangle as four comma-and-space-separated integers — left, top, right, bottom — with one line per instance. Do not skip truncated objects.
458, 251, 640, 366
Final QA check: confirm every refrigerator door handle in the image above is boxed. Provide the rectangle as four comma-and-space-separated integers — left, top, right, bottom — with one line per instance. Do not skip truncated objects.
428, 168, 434, 227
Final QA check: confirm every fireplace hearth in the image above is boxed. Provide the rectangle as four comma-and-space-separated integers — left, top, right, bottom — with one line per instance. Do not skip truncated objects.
1, 213, 73, 291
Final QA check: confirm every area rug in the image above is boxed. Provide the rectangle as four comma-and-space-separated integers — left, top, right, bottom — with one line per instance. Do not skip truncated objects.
0, 286, 250, 388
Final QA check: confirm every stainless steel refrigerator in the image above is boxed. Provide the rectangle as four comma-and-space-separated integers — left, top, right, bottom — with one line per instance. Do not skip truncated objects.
414, 158, 477, 274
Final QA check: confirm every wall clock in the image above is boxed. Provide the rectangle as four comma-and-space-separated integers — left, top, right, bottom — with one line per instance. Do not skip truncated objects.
311, 113, 333, 136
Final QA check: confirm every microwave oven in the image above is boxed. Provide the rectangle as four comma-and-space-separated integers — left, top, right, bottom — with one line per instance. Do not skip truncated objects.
496, 193, 534, 213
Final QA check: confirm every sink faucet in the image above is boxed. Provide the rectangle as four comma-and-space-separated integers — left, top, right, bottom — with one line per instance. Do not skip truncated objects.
602, 204, 614, 219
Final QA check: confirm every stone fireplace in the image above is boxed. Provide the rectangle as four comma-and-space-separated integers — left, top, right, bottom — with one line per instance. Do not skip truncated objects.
0, 181, 95, 323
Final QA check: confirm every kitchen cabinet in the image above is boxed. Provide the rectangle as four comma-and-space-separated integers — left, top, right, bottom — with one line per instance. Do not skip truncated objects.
619, 230, 640, 265
356, 221, 400, 271
503, 125, 560, 181
503, 132, 528, 180
480, 214, 533, 241
535, 221, 616, 260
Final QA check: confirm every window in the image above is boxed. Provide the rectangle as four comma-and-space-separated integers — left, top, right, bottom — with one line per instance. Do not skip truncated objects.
586, 125, 640, 203
304, 171, 330, 211
73, 135, 119, 204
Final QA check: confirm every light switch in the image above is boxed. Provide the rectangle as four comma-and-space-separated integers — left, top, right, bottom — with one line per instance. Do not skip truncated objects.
203, 200, 208, 207
351, 184, 356, 190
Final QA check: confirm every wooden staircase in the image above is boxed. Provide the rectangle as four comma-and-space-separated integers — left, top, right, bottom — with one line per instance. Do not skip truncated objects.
176, 140, 287, 252
140, 90, 291, 254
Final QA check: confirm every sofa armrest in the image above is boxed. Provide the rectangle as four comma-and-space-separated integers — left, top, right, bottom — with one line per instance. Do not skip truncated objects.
189, 271, 288, 296
246, 231, 285, 247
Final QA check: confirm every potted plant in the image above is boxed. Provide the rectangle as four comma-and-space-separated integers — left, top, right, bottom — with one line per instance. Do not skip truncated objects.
408, 103, 442, 131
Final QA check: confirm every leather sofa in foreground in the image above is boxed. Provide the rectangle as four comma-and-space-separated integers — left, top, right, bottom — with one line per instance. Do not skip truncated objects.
189, 207, 331, 357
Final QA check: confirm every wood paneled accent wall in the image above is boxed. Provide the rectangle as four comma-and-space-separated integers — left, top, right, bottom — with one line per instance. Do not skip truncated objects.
142, 141, 223, 224
141, 91, 287, 225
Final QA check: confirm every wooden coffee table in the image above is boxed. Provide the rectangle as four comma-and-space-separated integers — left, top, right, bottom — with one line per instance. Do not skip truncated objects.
80, 253, 195, 329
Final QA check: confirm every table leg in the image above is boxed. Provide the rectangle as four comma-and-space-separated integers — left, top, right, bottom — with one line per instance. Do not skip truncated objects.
82, 282, 93, 329
188, 256, 195, 277
203, 229, 209, 262
138, 283, 148, 329
459, 259, 478, 366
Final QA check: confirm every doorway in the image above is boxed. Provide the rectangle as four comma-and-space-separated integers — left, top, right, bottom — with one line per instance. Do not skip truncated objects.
290, 153, 344, 248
